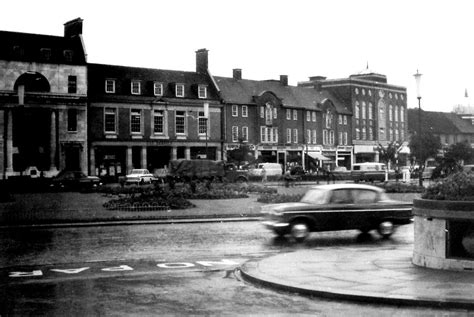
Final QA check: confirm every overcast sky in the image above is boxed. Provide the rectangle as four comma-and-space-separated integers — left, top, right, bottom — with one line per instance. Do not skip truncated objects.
2, 0, 473, 112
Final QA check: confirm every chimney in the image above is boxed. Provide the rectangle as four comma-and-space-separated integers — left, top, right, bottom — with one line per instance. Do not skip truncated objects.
196, 48, 209, 74
280, 75, 288, 86
64, 18, 83, 38
233, 68, 242, 80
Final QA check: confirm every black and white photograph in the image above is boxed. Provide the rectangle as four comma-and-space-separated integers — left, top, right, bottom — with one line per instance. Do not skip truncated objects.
1, 0, 474, 315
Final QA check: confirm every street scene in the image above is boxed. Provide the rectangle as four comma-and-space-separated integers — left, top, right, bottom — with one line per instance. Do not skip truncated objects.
2, 0, 474, 316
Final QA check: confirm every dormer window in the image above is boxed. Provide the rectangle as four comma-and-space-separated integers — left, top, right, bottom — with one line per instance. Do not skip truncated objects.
154, 82, 163, 96
176, 84, 185, 97
131, 81, 141, 95
198, 85, 207, 99
105, 79, 115, 93
63, 50, 74, 62
40, 48, 52, 61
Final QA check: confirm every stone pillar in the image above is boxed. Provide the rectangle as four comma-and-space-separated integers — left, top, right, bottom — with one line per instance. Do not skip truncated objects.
185, 147, 191, 160
49, 111, 58, 172
6, 110, 14, 174
216, 148, 222, 161
171, 147, 178, 160
89, 147, 96, 176
126, 147, 133, 173
141, 146, 147, 169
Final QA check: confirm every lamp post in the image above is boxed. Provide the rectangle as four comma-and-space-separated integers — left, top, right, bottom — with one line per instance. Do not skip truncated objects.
414, 69, 423, 186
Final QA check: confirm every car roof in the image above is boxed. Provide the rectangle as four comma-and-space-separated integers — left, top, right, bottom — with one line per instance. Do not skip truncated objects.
308, 183, 385, 192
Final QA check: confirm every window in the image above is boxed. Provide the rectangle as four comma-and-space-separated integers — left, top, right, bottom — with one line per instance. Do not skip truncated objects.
40, 48, 51, 61
287, 128, 292, 143
260, 106, 265, 118
343, 115, 347, 125
339, 132, 343, 145
232, 105, 238, 117
242, 126, 248, 142
338, 115, 342, 124
362, 102, 366, 119
323, 130, 328, 145
130, 109, 142, 133
67, 109, 77, 132
232, 126, 239, 142
369, 127, 374, 140
286, 109, 291, 120
154, 82, 163, 96
369, 102, 374, 120
63, 50, 74, 62
153, 110, 164, 134
175, 84, 185, 97
355, 101, 360, 119
306, 111, 311, 122
395, 105, 399, 122
12, 45, 25, 58
104, 108, 116, 133
400, 107, 405, 122
242, 105, 248, 117
105, 79, 115, 93
68, 76, 77, 93
293, 109, 297, 120
389, 105, 393, 121
293, 129, 298, 143
198, 111, 208, 135
355, 128, 360, 140
175, 111, 186, 134
343, 132, 348, 145
307, 129, 311, 143
261, 126, 278, 143
273, 107, 277, 119
312, 130, 317, 144
131, 81, 141, 95
198, 85, 207, 98
312, 111, 316, 122
362, 127, 366, 140
329, 130, 335, 145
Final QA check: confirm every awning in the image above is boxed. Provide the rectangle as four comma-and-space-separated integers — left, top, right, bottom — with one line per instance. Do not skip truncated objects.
307, 152, 331, 160
398, 145, 410, 154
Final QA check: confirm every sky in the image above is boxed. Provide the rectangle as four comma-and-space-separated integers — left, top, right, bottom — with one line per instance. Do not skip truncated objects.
1, 0, 474, 112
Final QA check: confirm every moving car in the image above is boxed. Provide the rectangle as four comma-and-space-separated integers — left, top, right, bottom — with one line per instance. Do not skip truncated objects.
261, 184, 413, 242
52, 170, 101, 189
125, 169, 156, 184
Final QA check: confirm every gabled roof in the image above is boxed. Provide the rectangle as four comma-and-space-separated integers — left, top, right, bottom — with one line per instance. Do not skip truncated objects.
214, 76, 351, 114
408, 109, 474, 134
0, 30, 86, 65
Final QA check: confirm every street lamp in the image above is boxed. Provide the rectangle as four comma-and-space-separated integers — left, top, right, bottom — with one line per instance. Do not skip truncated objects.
413, 69, 423, 186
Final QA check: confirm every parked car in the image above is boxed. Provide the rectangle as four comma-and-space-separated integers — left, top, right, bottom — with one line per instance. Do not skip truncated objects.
247, 163, 283, 177
463, 164, 474, 173
125, 169, 157, 184
261, 184, 413, 242
351, 162, 389, 182
52, 170, 101, 189
422, 166, 436, 180
331, 166, 351, 180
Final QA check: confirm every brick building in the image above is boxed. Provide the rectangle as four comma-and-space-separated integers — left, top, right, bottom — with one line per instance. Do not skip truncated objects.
0, 18, 88, 179
87, 49, 221, 179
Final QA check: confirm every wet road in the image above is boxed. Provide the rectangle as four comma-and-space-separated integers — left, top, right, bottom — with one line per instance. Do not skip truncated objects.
0, 222, 470, 315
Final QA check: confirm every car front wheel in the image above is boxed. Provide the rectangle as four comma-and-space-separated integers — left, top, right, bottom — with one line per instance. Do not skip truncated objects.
290, 220, 310, 242
377, 221, 394, 238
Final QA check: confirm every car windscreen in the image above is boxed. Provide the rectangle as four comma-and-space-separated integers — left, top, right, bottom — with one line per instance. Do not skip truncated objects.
300, 189, 328, 205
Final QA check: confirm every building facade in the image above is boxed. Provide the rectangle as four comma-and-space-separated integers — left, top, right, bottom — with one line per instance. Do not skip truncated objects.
214, 70, 353, 171
299, 68, 409, 165
87, 50, 221, 179
0, 18, 88, 179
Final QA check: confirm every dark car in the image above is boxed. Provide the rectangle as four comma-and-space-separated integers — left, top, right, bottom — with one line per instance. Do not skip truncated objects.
52, 170, 101, 190
261, 184, 413, 242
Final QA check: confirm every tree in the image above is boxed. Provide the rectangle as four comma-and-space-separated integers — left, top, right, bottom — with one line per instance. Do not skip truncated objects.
376, 141, 399, 169
409, 133, 441, 185
436, 141, 474, 176
226, 138, 254, 167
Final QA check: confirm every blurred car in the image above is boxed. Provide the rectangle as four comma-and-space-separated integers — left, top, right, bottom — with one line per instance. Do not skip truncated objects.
52, 170, 101, 189
261, 184, 413, 242
125, 169, 156, 184
422, 166, 436, 180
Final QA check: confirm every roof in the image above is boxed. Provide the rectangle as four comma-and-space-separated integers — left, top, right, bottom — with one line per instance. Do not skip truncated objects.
214, 76, 351, 114
407, 109, 474, 134
0, 30, 86, 65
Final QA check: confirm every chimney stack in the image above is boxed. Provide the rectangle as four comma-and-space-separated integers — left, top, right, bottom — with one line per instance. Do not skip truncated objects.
233, 68, 242, 80
64, 18, 83, 38
196, 48, 209, 74
280, 75, 288, 86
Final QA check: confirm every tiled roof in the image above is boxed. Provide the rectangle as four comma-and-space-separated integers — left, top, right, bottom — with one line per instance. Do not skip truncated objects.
0, 30, 86, 65
214, 76, 351, 114
408, 109, 474, 134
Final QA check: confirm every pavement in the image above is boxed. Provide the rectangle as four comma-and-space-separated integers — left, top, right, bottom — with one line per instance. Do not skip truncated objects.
2, 182, 474, 310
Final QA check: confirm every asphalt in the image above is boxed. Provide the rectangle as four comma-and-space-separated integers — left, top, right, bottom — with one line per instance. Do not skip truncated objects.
2, 183, 474, 309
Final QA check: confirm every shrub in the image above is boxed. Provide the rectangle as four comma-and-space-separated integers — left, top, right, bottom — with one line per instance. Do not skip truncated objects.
422, 171, 474, 201
257, 193, 303, 204
375, 182, 424, 193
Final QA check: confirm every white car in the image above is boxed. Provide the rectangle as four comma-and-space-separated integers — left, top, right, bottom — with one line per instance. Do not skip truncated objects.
125, 169, 156, 184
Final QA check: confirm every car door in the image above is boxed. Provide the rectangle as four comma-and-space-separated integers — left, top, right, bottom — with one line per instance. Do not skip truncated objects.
316, 189, 355, 231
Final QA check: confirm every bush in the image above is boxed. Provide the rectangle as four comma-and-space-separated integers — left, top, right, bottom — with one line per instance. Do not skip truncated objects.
375, 182, 424, 193
257, 193, 303, 204
422, 172, 474, 201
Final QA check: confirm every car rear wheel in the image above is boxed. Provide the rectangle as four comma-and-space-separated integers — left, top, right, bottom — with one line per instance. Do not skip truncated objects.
290, 220, 310, 242
377, 221, 394, 238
